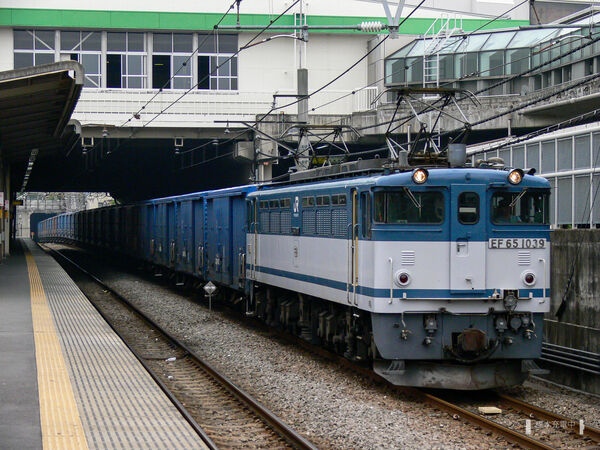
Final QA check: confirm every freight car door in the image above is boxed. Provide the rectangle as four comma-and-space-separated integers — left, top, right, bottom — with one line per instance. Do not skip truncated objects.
450, 185, 487, 294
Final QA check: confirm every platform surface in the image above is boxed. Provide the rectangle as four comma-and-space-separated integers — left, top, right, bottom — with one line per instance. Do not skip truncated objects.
0, 240, 207, 449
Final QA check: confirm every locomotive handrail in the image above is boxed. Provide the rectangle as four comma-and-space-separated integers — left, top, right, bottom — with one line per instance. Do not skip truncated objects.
388, 257, 394, 304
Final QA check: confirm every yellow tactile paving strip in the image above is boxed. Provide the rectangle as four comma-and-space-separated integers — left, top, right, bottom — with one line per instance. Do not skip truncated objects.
25, 248, 89, 450
24, 241, 206, 449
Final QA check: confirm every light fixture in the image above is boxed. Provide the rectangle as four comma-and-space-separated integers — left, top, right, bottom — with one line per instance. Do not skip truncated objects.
412, 168, 428, 184
522, 271, 536, 286
508, 169, 524, 185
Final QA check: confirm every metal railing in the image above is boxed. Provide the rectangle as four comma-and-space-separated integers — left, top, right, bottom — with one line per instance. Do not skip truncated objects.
73, 87, 379, 127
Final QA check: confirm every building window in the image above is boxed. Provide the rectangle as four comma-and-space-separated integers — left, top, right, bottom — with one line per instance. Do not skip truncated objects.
152, 33, 193, 89
197, 33, 238, 90
14, 30, 55, 69
107, 32, 147, 88
60, 31, 102, 87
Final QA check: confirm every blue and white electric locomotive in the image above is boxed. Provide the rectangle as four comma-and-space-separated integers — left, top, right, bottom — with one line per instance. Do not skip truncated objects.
246, 166, 550, 389
37, 162, 551, 390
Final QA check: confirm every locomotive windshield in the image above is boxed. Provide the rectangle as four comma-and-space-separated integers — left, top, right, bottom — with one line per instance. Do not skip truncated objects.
374, 190, 444, 224
491, 190, 550, 225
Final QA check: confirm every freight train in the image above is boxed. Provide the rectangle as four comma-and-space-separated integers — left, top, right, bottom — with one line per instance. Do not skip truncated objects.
38, 161, 551, 389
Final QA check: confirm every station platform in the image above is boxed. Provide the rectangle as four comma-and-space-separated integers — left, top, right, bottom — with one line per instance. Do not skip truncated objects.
0, 239, 207, 449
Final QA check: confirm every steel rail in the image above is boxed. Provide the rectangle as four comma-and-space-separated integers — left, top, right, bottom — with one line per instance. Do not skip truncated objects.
496, 393, 600, 443
413, 391, 554, 450
43, 244, 317, 450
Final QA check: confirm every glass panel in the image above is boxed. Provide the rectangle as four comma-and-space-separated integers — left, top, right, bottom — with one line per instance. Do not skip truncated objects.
458, 33, 489, 52
574, 175, 590, 224
197, 55, 210, 89
14, 52, 33, 68
218, 34, 238, 53
14, 30, 33, 49
106, 54, 121, 88
230, 57, 238, 76
499, 149, 510, 165
491, 191, 550, 225
549, 178, 556, 224
593, 175, 600, 224
173, 55, 191, 75
526, 143, 540, 171
173, 77, 191, 89
541, 140, 555, 173
438, 37, 461, 54
108, 32, 126, 52
406, 57, 423, 82
230, 78, 238, 90
463, 53, 477, 77
173, 33, 192, 52
218, 78, 230, 90
127, 54, 143, 75
128, 76, 143, 88
407, 40, 425, 57
481, 31, 515, 50
84, 75, 100, 88
81, 32, 101, 51
512, 145, 525, 169
439, 55, 454, 79
480, 51, 504, 77
153, 33, 172, 52
458, 192, 479, 224
557, 177, 572, 225
61, 31, 80, 51
593, 132, 600, 166
507, 48, 529, 74
575, 135, 590, 169
128, 33, 144, 51
374, 191, 444, 224
35, 30, 55, 50
509, 29, 556, 48
82, 53, 99, 74
197, 33, 216, 53
557, 138, 572, 171
35, 53, 54, 66
218, 57, 230, 76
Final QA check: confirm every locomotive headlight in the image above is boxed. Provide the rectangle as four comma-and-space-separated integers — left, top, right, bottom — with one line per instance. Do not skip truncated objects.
507, 168, 524, 185
521, 271, 536, 286
412, 168, 429, 184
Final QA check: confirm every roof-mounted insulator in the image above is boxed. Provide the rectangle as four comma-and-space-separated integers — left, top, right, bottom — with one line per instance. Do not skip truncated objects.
359, 21, 385, 32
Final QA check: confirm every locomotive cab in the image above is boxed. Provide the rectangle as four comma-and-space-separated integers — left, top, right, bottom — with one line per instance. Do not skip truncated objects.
370, 168, 551, 389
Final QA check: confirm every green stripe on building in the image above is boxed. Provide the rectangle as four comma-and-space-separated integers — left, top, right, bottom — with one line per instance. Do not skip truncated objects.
0, 8, 528, 34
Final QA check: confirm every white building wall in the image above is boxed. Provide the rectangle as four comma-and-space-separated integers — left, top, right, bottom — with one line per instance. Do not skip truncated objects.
0, 29, 13, 72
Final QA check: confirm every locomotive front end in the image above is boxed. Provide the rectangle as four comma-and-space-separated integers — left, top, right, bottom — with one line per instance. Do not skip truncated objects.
369, 168, 551, 389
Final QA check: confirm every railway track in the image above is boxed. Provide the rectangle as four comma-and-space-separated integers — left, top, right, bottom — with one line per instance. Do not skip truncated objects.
46, 244, 600, 450
43, 244, 316, 450
416, 390, 600, 450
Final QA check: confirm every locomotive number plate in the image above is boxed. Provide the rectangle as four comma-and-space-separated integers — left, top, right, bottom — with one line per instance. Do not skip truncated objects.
488, 238, 546, 249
